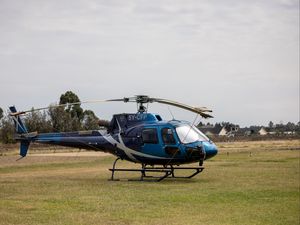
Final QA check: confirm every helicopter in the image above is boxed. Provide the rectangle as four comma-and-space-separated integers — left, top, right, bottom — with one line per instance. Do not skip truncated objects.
9, 95, 218, 181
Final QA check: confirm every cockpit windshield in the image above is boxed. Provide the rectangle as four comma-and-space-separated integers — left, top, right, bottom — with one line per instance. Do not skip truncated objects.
175, 125, 209, 143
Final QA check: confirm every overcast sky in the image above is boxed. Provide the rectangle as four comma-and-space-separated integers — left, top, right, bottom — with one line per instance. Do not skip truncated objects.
0, 0, 299, 126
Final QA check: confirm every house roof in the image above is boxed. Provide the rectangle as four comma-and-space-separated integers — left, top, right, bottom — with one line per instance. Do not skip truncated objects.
199, 125, 225, 135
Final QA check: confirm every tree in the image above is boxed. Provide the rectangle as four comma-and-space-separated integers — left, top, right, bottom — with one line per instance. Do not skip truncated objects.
285, 122, 296, 131
25, 108, 52, 133
48, 106, 74, 132
82, 110, 99, 130
59, 91, 84, 121
0, 107, 15, 143
0, 107, 3, 120
274, 123, 285, 133
214, 123, 222, 130
268, 121, 274, 128
296, 122, 300, 134
0, 117, 15, 143
58, 91, 84, 131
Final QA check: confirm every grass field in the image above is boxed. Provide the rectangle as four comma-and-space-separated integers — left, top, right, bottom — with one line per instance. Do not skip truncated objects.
0, 140, 299, 225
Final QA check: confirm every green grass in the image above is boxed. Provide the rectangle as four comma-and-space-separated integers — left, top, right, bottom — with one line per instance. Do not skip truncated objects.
0, 140, 299, 225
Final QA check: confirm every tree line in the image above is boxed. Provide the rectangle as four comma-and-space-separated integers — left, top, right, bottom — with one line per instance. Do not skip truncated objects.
198, 120, 300, 135
0, 91, 100, 143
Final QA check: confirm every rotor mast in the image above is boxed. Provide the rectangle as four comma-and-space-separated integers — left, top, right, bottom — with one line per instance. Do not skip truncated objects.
135, 95, 151, 113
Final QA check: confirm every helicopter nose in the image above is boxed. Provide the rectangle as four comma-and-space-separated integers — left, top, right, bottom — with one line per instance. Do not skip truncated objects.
203, 142, 218, 159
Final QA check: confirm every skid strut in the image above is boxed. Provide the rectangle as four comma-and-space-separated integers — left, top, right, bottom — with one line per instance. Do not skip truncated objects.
109, 158, 205, 182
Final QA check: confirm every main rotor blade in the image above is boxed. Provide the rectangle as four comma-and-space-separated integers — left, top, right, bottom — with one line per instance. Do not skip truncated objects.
9, 100, 109, 116
9, 95, 213, 119
107, 96, 213, 118
151, 98, 213, 118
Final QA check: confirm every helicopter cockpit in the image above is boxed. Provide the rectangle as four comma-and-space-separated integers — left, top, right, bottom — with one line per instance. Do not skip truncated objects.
141, 122, 216, 162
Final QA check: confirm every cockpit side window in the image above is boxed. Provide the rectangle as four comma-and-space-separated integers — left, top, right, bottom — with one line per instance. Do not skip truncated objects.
142, 128, 158, 144
161, 128, 176, 144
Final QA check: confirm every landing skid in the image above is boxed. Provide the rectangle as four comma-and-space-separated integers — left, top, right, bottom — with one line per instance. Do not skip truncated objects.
109, 158, 205, 182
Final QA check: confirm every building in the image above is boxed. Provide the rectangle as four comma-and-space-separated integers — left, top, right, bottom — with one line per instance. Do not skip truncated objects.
199, 125, 229, 136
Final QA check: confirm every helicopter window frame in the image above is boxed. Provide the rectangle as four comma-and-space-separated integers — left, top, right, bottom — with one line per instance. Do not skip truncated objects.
161, 127, 177, 145
142, 128, 159, 144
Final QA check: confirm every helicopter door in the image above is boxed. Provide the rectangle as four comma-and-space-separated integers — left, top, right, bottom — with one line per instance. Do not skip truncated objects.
141, 128, 161, 155
161, 128, 180, 156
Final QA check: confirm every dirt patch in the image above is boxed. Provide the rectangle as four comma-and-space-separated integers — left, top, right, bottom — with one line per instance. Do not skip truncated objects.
31, 152, 110, 157
0, 166, 108, 179
0, 152, 111, 168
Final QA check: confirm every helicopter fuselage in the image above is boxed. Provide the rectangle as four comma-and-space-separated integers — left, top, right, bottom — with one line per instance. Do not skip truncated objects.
18, 113, 218, 165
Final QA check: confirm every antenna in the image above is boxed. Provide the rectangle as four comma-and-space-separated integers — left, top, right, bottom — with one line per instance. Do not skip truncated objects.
167, 106, 175, 120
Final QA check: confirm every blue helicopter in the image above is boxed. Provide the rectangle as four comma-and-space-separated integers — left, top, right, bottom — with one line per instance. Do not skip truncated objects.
9, 95, 218, 181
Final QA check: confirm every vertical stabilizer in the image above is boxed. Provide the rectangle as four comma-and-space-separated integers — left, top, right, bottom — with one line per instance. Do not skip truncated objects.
9, 106, 30, 157
9, 106, 28, 134
20, 140, 30, 157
